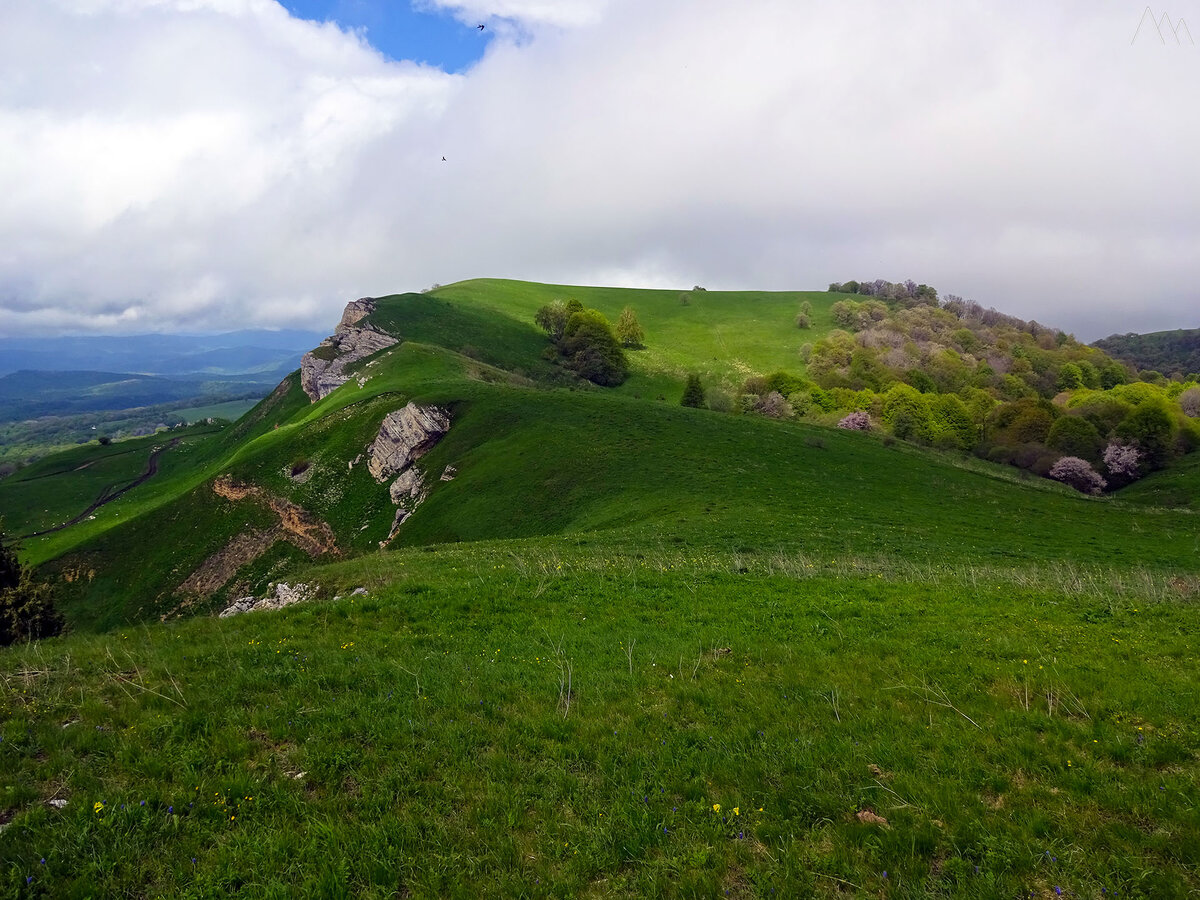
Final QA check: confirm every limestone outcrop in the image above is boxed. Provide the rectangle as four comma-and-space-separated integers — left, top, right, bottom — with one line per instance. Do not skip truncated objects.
364, 402, 451, 546
367, 403, 451, 482
219, 582, 316, 618
300, 298, 399, 402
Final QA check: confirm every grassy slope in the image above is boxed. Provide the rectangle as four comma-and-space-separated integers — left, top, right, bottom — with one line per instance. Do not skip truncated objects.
1116, 453, 1200, 511
423, 278, 840, 398
2, 542, 1198, 897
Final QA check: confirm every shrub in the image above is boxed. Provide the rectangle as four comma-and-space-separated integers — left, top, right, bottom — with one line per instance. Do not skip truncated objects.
681, 374, 705, 408
0, 532, 64, 645
615, 307, 644, 348
795, 313, 811, 329
837, 411, 871, 430
1049, 456, 1106, 495
742, 375, 769, 396
1103, 441, 1141, 479
755, 392, 793, 419
706, 389, 733, 413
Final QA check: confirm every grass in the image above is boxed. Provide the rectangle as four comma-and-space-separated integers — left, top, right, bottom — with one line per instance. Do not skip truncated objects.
2, 539, 1199, 897
424, 278, 841, 392
170, 399, 260, 425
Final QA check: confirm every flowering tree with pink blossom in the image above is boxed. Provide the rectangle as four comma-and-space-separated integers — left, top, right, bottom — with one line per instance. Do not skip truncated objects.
1103, 441, 1141, 480
837, 411, 871, 431
1049, 456, 1107, 495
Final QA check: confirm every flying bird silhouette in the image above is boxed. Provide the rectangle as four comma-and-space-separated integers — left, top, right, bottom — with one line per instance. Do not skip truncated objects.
442, 156, 447, 161
477, 24, 485, 30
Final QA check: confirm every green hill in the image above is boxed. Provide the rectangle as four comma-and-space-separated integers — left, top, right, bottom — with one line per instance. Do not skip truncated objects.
1093, 327, 1200, 378
3, 278, 1200, 897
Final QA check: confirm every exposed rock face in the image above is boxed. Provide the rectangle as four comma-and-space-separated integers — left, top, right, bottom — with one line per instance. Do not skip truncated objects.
367, 403, 451, 482
389, 466, 426, 505
365, 402, 451, 547
220, 582, 316, 618
299, 298, 399, 402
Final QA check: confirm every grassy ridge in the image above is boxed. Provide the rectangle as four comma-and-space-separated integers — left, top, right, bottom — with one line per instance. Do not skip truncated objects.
424, 279, 838, 394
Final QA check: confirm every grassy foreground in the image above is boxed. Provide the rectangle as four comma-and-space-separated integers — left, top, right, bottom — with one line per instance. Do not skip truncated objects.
3, 538, 1199, 898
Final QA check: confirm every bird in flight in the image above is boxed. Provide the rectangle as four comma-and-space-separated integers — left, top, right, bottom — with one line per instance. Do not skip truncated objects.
477, 24, 485, 30
442, 156, 447, 161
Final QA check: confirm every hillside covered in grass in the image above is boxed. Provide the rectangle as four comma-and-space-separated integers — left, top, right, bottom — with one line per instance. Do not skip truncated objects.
3, 277, 1200, 897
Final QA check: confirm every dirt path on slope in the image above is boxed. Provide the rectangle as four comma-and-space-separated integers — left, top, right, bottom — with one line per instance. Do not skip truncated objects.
22, 440, 178, 538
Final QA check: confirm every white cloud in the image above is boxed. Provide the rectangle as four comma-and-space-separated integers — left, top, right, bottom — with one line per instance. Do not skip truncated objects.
1, 0, 1198, 338
420, 0, 610, 29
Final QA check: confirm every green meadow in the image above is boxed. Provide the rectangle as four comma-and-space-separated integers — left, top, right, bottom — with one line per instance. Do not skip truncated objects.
2, 279, 1199, 897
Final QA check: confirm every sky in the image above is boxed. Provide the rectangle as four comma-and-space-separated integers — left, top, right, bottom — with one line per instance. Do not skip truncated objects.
1, 0, 1198, 341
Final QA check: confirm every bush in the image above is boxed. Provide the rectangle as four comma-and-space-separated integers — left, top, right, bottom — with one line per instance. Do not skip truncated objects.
795, 313, 811, 329
0, 533, 64, 645
1049, 456, 1106, 495
837, 411, 871, 430
754, 392, 793, 419
681, 374, 705, 408
534, 299, 583, 343
707, 389, 733, 413
1103, 441, 1142, 480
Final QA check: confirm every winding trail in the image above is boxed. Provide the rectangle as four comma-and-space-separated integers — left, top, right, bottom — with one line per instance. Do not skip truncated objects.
22, 440, 178, 538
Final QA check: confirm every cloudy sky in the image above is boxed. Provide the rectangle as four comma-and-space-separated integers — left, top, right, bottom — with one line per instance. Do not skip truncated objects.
1, 0, 1198, 340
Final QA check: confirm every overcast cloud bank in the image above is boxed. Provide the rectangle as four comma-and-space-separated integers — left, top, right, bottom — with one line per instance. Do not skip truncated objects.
1, 0, 1197, 339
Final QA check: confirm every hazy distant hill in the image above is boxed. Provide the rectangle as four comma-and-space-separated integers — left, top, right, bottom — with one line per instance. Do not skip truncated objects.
0, 329, 326, 379
1092, 327, 1200, 377
0, 370, 268, 423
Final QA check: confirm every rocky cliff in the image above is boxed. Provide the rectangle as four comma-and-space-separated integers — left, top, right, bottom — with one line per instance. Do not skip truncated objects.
300, 298, 398, 402
366, 402, 451, 545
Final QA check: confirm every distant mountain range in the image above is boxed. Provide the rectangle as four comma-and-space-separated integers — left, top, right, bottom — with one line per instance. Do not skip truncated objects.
0, 329, 326, 381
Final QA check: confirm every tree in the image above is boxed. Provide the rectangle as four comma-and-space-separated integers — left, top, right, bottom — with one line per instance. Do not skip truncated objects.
681, 374, 705, 408
882, 384, 932, 443
1180, 386, 1200, 418
534, 299, 583, 343
1056, 363, 1084, 392
1115, 399, 1176, 470
560, 309, 628, 386
929, 394, 976, 451
615, 307, 644, 348
0, 530, 64, 645
1046, 415, 1103, 462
